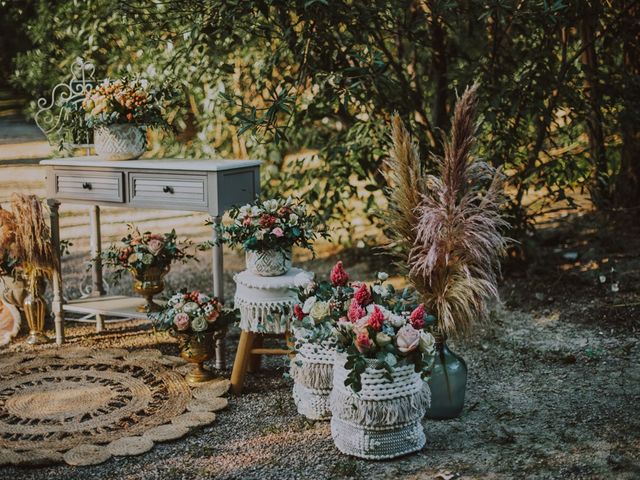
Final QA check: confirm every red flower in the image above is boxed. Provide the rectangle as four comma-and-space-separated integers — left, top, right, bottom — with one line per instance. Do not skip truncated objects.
409, 304, 425, 329
259, 214, 277, 228
330, 261, 349, 287
347, 300, 365, 322
355, 332, 373, 353
353, 283, 372, 306
293, 304, 305, 321
367, 305, 385, 331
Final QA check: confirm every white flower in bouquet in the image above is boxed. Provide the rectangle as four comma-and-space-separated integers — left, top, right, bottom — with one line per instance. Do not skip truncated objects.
239, 205, 252, 217
419, 330, 436, 354
191, 316, 208, 332
377, 272, 389, 281
396, 324, 420, 353
141, 253, 154, 265
128, 253, 139, 263
183, 302, 199, 314
255, 229, 265, 240
263, 199, 278, 212
251, 205, 261, 216
372, 284, 391, 298
197, 293, 210, 303
289, 213, 299, 225
302, 296, 317, 314
375, 331, 392, 347
388, 313, 406, 328
285, 196, 294, 206
309, 301, 330, 324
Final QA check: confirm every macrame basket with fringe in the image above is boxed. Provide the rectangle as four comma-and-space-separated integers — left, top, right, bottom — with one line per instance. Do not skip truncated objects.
329, 353, 430, 460
290, 341, 336, 420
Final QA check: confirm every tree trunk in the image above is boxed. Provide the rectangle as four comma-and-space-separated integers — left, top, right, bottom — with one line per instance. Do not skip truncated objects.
614, 2, 640, 210
580, 4, 609, 207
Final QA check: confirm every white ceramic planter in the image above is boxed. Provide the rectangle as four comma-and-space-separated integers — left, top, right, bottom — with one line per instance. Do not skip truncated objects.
290, 341, 336, 420
94, 124, 146, 160
245, 248, 292, 277
330, 353, 430, 459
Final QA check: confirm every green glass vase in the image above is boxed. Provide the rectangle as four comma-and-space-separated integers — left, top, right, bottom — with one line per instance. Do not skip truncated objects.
425, 338, 467, 419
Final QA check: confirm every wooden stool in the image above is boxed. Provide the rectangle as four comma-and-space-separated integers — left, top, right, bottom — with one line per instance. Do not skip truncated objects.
230, 331, 294, 394
230, 268, 313, 395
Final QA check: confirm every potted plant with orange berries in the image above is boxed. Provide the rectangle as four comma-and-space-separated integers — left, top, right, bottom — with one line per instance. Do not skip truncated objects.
64, 78, 174, 160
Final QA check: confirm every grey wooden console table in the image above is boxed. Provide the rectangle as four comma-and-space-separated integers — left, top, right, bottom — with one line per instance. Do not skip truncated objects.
41, 157, 261, 369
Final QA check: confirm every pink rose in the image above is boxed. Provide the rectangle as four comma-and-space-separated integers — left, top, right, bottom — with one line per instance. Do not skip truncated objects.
271, 227, 284, 238
354, 283, 372, 306
355, 331, 373, 353
207, 310, 220, 323
409, 304, 425, 329
147, 238, 164, 255
330, 261, 349, 287
396, 324, 420, 354
173, 312, 190, 331
347, 300, 366, 322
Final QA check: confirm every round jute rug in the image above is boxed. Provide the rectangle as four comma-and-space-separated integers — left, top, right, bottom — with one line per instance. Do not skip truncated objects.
0, 348, 229, 467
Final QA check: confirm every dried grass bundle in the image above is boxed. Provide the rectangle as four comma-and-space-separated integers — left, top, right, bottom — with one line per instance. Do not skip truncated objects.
383, 114, 424, 273
0, 206, 18, 257
384, 85, 508, 337
10, 194, 54, 282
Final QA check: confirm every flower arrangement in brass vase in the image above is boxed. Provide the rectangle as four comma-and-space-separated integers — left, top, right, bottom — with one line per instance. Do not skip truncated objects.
7, 194, 57, 345
383, 84, 509, 418
99, 225, 194, 312
151, 290, 236, 384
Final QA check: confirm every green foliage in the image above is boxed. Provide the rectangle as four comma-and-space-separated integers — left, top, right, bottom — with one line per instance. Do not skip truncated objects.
7, 0, 640, 233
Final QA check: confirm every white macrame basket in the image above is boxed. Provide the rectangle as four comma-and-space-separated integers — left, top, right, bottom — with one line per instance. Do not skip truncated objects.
94, 124, 146, 160
290, 341, 336, 420
330, 353, 430, 459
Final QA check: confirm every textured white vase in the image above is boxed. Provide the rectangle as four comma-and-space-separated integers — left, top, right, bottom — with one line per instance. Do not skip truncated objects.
330, 353, 430, 460
290, 341, 336, 420
94, 124, 146, 160
245, 248, 292, 277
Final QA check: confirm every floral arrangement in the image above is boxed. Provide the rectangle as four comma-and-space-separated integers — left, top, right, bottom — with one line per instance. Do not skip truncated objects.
333, 275, 437, 393
0, 206, 20, 277
81, 78, 172, 129
291, 261, 355, 346
213, 197, 325, 254
100, 224, 193, 278
151, 289, 235, 338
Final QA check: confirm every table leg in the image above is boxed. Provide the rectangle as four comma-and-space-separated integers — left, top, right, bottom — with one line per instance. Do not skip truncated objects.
211, 215, 225, 369
231, 330, 255, 395
89, 205, 105, 297
48, 199, 64, 345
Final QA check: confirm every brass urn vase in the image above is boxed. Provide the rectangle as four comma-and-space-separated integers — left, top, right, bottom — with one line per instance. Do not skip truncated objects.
179, 332, 216, 385
23, 275, 50, 345
131, 264, 170, 312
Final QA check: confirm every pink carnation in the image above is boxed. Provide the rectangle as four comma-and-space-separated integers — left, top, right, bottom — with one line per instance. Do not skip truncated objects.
409, 304, 426, 329
367, 305, 385, 331
271, 227, 284, 238
347, 300, 366, 322
353, 283, 372, 306
330, 261, 349, 287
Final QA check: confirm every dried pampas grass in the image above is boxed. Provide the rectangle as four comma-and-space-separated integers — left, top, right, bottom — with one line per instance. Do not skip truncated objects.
384, 84, 508, 337
10, 194, 54, 282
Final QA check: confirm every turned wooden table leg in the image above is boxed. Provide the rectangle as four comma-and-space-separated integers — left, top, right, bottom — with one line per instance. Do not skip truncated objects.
231, 330, 255, 395
90, 205, 105, 334
211, 215, 226, 370
48, 199, 64, 345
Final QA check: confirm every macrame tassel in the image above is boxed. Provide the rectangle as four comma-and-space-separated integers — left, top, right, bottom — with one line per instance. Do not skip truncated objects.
290, 361, 333, 390
330, 383, 430, 428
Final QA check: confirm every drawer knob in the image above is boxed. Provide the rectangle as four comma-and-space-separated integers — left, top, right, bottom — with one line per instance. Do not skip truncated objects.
162, 185, 174, 194
82, 182, 92, 190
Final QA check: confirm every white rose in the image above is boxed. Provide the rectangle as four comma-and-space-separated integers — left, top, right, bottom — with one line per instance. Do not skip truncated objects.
289, 213, 299, 225
183, 302, 199, 314
389, 314, 406, 328
377, 272, 389, 281
309, 301, 330, 323
302, 296, 317, 314
419, 331, 436, 354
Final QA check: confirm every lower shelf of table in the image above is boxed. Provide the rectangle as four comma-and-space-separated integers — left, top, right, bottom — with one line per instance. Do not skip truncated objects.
63, 295, 156, 320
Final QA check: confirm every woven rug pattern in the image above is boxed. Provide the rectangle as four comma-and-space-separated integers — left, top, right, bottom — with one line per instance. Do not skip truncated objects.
0, 348, 229, 466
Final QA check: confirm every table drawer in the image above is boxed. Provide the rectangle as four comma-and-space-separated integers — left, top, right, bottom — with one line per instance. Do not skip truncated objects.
129, 173, 207, 208
54, 170, 124, 202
